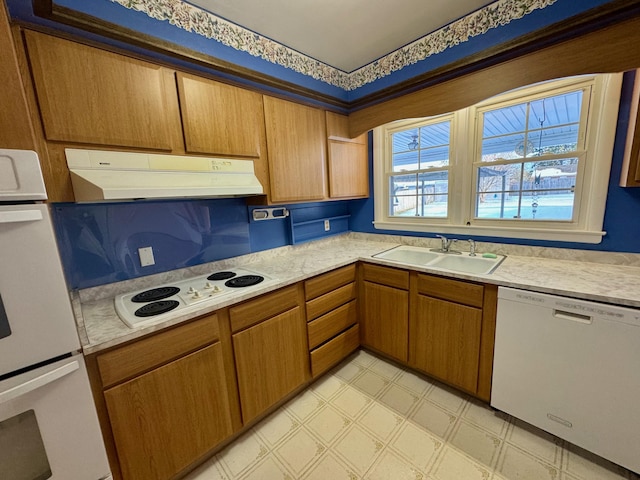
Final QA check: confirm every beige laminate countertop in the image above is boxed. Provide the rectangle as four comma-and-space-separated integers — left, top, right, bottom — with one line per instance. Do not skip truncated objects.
74, 233, 640, 355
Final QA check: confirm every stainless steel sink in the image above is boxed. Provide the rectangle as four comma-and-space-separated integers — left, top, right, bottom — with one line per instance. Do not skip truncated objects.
373, 245, 505, 275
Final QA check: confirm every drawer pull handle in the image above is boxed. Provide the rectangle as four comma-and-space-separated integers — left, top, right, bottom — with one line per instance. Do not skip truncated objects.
547, 413, 573, 428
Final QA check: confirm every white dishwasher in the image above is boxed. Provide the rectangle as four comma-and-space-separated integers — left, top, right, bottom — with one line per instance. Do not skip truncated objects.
491, 287, 640, 474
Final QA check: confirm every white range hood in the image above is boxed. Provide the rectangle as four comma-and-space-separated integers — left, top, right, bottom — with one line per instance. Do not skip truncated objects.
66, 148, 264, 202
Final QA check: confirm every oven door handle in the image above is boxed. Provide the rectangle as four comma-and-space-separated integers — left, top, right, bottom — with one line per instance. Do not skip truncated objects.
0, 358, 80, 404
0, 209, 44, 224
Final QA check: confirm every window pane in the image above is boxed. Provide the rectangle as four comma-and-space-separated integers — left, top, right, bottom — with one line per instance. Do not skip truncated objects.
519, 190, 575, 220
416, 171, 448, 217
475, 191, 519, 219
420, 121, 450, 148
392, 150, 419, 172
475, 158, 578, 220
483, 103, 526, 138
389, 172, 448, 217
481, 89, 583, 161
392, 128, 419, 154
420, 145, 449, 168
481, 133, 527, 161
530, 91, 583, 128
525, 159, 578, 189
477, 164, 521, 194
529, 125, 580, 155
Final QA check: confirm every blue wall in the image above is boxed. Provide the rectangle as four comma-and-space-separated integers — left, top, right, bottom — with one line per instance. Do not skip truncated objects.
54, 198, 350, 289
349, 71, 640, 254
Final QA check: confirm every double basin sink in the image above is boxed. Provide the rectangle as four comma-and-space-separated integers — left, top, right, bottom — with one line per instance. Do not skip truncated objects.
372, 245, 505, 275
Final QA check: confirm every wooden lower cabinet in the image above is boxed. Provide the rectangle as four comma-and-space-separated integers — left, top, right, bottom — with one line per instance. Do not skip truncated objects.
104, 343, 233, 480
233, 306, 309, 423
360, 264, 410, 362
408, 273, 496, 400
310, 324, 359, 377
87, 264, 499, 480
361, 282, 409, 361
410, 295, 482, 393
305, 265, 359, 377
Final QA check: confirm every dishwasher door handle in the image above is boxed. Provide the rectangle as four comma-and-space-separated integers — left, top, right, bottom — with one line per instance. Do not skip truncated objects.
553, 309, 593, 324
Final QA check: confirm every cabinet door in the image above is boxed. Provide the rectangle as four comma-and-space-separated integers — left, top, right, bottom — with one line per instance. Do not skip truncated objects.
410, 295, 482, 393
25, 31, 176, 150
325, 112, 369, 199
263, 96, 327, 202
233, 306, 309, 423
0, 3, 37, 150
361, 281, 409, 361
328, 140, 369, 198
177, 73, 264, 157
104, 344, 233, 480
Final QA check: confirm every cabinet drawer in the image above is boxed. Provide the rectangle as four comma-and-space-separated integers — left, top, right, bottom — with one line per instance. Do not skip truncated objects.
417, 274, 484, 308
305, 264, 356, 300
310, 324, 359, 378
362, 263, 409, 290
97, 314, 219, 388
308, 300, 357, 350
304, 264, 356, 300
306, 282, 356, 320
230, 285, 300, 332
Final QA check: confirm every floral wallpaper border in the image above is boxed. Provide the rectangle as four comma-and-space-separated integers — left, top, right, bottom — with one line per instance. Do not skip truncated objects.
110, 0, 557, 91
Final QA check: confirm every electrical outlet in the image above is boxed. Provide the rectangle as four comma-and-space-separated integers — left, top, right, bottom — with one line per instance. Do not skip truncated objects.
324, 219, 330, 231
138, 246, 155, 267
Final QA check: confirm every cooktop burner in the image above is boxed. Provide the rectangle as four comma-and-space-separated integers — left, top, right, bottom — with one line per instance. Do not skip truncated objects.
207, 271, 237, 281
134, 300, 180, 317
131, 286, 180, 303
225, 275, 264, 288
115, 266, 275, 328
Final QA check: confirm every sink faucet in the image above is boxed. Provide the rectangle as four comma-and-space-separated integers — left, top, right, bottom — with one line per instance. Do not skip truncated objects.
436, 234, 457, 253
468, 239, 476, 256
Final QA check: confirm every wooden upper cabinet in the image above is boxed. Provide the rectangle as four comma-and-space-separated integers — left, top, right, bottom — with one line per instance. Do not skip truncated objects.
326, 112, 369, 199
326, 111, 366, 143
24, 30, 177, 150
0, 2, 37, 150
621, 68, 640, 187
177, 73, 264, 157
263, 96, 327, 203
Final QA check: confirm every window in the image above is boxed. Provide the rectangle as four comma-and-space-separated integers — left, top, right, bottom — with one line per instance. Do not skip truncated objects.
373, 74, 623, 243
388, 116, 452, 218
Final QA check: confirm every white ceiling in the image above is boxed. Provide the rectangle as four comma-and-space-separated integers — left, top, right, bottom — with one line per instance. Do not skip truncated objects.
189, 0, 492, 72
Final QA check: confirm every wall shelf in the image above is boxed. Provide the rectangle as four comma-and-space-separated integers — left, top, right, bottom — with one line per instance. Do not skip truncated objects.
290, 215, 350, 244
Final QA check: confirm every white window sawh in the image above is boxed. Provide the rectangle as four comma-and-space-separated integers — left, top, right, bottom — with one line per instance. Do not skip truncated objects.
373, 74, 623, 243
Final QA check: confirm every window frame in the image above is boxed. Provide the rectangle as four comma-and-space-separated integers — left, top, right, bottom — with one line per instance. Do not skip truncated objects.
385, 114, 455, 221
373, 73, 623, 244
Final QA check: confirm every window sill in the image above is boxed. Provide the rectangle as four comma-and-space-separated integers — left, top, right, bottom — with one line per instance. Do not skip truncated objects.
373, 220, 605, 244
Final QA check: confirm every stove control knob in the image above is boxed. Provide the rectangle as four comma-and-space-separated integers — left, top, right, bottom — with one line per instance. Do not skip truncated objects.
213, 286, 221, 292
192, 290, 201, 298
204, 282, 213, 289
188, 286, 196, 293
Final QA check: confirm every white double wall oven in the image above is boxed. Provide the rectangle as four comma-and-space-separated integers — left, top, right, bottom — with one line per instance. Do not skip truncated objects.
0, 149, 111, 480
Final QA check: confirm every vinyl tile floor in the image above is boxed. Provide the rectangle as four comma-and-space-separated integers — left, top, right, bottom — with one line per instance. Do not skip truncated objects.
184, 350, 640, 480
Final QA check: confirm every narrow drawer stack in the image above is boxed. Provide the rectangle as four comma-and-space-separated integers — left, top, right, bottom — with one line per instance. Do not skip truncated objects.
304, 264, 359, 377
